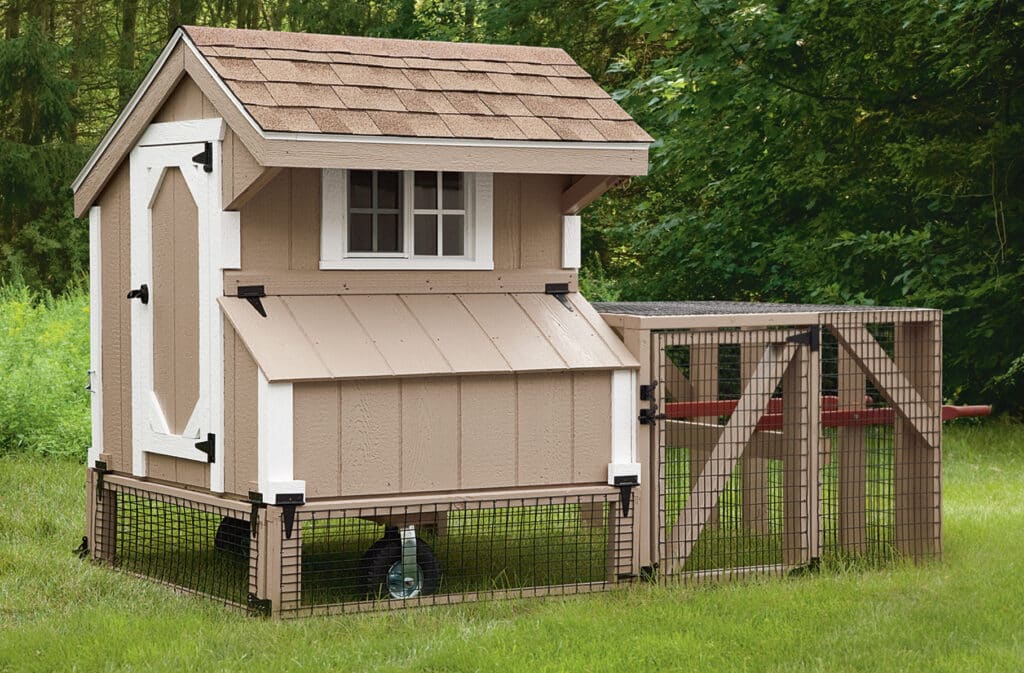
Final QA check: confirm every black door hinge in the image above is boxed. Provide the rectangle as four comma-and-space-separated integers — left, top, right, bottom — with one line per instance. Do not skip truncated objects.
785, 325, 820, 352
247, 593, 272, 617
638, 380, 665, 425
194, 433, 216, 463
191, 142, 213, 173
126, 284, 149, 304
544, 282, 574, 312
238, 285, 267, 317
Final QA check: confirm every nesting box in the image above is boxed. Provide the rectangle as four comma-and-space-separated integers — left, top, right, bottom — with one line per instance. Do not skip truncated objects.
76, 27, 945, 617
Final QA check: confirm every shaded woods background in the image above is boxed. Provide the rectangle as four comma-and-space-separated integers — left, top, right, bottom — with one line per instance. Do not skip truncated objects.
0, 0, 1021, 413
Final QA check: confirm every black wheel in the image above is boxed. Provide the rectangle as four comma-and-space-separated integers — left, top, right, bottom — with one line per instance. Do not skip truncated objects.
362, 529, 441, 599
214, 516, 250, 558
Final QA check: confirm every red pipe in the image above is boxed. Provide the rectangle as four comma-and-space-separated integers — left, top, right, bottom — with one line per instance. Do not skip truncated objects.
663, 400, 992, 430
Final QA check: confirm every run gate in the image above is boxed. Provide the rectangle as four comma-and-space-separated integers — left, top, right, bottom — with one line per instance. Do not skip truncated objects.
653, 327, 819, 580
596, 302, 944, 582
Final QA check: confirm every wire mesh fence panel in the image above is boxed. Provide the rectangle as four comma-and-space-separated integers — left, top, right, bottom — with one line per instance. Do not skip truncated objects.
819, 313, 942, 564
278, 492, 634, 616
93, 481, 258, 611
654, 327, 815, 582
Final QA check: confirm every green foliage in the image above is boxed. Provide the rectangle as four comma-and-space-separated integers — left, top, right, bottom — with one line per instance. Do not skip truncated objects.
589, 0, 1024, 412
0, 283, 90, 457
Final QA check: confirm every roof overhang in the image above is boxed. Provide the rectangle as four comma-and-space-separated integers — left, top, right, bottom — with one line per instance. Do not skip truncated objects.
72, 28, 650, 217
220, 292, 639, 382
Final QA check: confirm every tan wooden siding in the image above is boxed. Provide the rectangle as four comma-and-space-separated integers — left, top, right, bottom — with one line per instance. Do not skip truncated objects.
291, 371, 614, 499
222, 321, 259, 496
151, 167, 200, 435
238, 170, 569, 276
153, 76, 219, 123
98, 162, 132, 474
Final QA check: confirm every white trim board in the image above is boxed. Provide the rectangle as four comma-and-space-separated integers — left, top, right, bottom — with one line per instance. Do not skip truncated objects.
88, 206, 104, 468
72, 29, 651, 194
257, 369, 305, 500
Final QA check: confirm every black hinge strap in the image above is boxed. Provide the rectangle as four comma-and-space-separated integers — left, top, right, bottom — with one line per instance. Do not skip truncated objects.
785, 325, 820, 351
237, 285, 267, 317
194, 433, 216, 463
613, 475, 639, 517
191, 142, 213, 173
247, 593, 272, 617
94, 460, 108, 501
638, 380, 665, 425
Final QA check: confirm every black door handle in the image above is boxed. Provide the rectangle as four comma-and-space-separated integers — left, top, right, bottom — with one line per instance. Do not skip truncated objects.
127, 284, 149, 304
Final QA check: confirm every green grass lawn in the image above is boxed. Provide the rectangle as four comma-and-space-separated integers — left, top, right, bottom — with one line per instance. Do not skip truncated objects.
1, 422, 1022, 673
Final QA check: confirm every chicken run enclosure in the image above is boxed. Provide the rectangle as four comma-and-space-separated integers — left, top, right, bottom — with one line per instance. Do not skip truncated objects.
73, 26, 971, 617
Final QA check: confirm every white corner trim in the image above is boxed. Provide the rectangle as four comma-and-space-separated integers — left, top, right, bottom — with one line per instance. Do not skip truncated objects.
138, 118, 225, 147
320, 168, 346, 263
221, 211, 241, 269
608, 369, 640, 485
562, 215, 581, 270
257, 369, 305, 500
88, 206, 103, 468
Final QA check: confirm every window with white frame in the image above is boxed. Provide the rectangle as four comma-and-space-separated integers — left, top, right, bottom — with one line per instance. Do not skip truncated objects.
321, 169, 493, 270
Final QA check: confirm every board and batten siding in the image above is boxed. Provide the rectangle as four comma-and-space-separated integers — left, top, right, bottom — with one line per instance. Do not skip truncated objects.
239, 169, 571, 274
292, 370, 614, 499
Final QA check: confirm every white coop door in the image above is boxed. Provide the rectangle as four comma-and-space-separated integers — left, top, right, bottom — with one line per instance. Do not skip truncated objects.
128, 119, 226, 491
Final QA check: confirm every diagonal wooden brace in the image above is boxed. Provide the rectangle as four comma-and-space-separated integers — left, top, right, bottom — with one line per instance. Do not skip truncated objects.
829, 325, 939, 446
665, 343, 798, 574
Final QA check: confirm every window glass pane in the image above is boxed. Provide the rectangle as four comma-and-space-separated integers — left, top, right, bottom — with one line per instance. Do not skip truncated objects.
414, 214, 438, 255
414, 171, 437, 210
377, 213, 402, 252
442, 172, 464, 210
442, 214, 464, 256
349, 213, 373, 252
349, 171, 372, 209
377, 171, 401, 209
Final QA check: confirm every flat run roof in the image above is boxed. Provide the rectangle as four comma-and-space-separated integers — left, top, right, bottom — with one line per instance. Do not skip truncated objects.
593, 301, 917, 317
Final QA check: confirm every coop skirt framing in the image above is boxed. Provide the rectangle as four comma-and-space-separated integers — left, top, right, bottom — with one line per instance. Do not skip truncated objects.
86, 473, 635, 617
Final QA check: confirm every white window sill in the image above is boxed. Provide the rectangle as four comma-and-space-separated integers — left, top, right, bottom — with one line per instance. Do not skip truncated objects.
320, 258, 495, 271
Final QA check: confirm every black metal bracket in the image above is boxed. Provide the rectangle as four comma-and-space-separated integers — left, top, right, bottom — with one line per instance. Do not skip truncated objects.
613, 475, 639, 517
191, 142, 213, 173
238, 285, 267, 317
639, 564, 658, 583
638, 380, 664, 425
247, 593, 272, 617
544, 282, 574, 312
94, 460, 108, 501
126, 284, 149, 305
785, 325, 820, 352
194, 433, 216, 463
276, 493, 305, 540
248, 491, 265, 539
74, 536, 89, 559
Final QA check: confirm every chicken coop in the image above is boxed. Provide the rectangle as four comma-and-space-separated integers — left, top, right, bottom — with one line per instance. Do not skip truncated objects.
74, 26, 958, 618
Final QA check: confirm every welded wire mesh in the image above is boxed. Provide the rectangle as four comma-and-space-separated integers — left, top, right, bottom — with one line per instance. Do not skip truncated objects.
277, 492, 634, 616
655, 327, 812, 582
818, 313, 942, 564
93, 482, 258, 610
